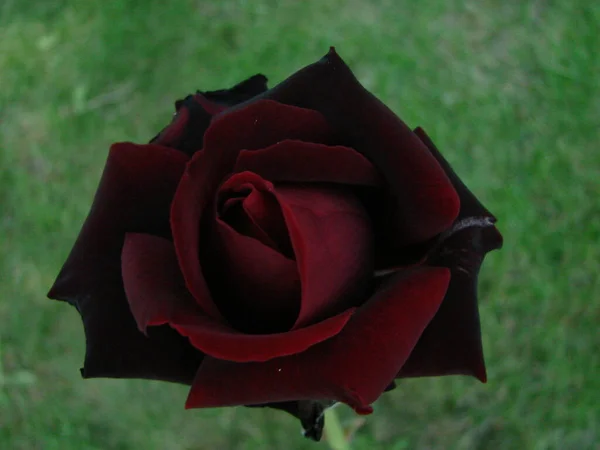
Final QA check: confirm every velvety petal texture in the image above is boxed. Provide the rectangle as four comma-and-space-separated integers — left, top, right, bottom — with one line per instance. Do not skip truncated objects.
186, 267, 450, 412
261, 48, 460, 246
49, 50, 503, 443
121, 233, 356, 362
151, 74, 269, 155
48, 143, 202, 383
396, 128, 503, 380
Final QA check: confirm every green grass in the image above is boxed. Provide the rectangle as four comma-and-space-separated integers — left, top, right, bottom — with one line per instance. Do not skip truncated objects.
1, 0, 598, 448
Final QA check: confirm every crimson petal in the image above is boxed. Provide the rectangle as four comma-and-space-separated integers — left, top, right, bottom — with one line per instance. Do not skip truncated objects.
234, 139, 381, 187
186, 267, 450, 412
122, 233, 356, 362
209, 218, 300, 333
396, 128, 503, 380
151, 95, 212, 155
414, 127, 499, 222
171, 100, 334, 320
261, 48, 459, 245
274, 185, 374, 327
151, 75, 269, 155
48, 143, 202, 383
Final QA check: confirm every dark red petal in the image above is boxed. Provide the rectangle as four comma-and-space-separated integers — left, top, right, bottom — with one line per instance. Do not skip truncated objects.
210, 218, 300, 333
201, 74, 269, 108
122, 233, 203, 332
206, 99, 332, 152
171, 100, 333, 319
122, 233, 354, 362
175, 308, 355, 363
234, 139, 381, 187
274, 186, 374, 327
262, 48, 459, 245
414, 127, 498, 222
151, 95, 212, 156
151, 74, 269, 155
398, 227, 502, 381
170, 151, 229, 321
186, 267, 450, 412
194, 94, 228, 115
218, 171, 292, 255
394, 128, 503, 381
48, 144, 202, 383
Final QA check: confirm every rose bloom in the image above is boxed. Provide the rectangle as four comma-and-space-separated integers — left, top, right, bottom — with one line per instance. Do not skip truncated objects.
49, 48, 502, 441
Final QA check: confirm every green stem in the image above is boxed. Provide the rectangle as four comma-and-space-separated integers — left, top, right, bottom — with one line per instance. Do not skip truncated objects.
324, 407, 350, 450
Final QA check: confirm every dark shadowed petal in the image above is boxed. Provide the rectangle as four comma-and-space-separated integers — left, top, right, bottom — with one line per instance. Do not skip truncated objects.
274, 185, 374, 327
170, 100, 334, 320
414, 127, 498, 222
209, 218, 301, 333
122, 233, 356, 362
150, 95, 212, 156
209, 171, 299, 333
151, 75, 269, 156
47, 143, 202, 383
234, 139, 382, 187
218, 171, 293, 255
398, 226, 502, 381
201, 74, 269, 108
260, 48, 459, 245
186, 267, 450, 413
395, 127, 503, 380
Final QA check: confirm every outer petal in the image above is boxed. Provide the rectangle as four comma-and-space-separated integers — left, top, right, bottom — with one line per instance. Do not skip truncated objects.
234, 139, 381, 187
48, 143, 202, 383
414, 127, 498, 222
151, 74, 269, 155
395, 127, 503, 380
274, 185, 374, 327
122, 233, 356, 363
186, 267, 450, 412
150, 95, 212, 155
170, 100, 333, 320
261, 48, 460, 245
201, 74, 269, 109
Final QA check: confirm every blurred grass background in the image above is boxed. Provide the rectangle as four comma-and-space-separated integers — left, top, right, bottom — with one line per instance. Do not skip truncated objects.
1, 0, 598, 449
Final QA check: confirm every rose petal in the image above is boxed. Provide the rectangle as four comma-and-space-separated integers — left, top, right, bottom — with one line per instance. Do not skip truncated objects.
205, 99, 332, 152
398, 226, 502, 381
186, 267, 450, 411
234, 139, 381, 186
48, 143, 202, 383
171, 100, 333, 319
122, 233, 355, 362
170, 151, 230, 320
218, 172, 293, 255
260, 48, 459, 245
414, 127, 498, 222
201, 74, 269, 109
393, 128, 503, 381
272, 185, 373, 328
151, 74, 269, 155
151, 95, 212, 155
176, 309, 356, 363
208, 218, 300, 333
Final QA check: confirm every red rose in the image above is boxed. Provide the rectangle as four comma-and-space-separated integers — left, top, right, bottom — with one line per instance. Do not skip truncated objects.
49, 48, 502, 441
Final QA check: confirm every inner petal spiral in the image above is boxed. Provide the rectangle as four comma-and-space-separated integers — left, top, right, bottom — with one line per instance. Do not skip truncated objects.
204, 172, 301, 334
218, 178, 294, 259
